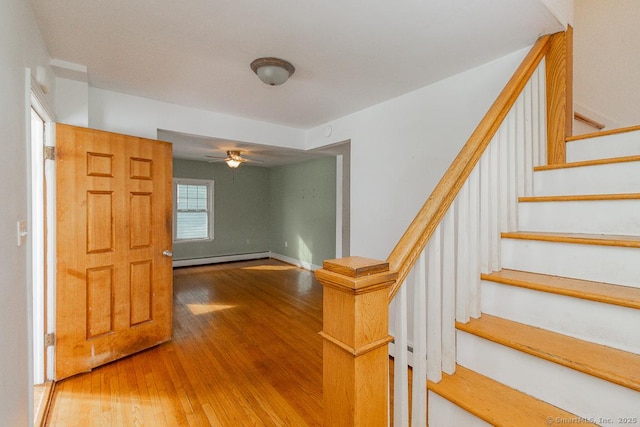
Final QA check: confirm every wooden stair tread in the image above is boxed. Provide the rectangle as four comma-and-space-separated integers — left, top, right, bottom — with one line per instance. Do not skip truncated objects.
501, 231, 640, 248
457, 315, 640, 392
519, 193, 640, 203
427, 365, 594, 427
566, 123, 640, 142
482, 269, 640, 310
534, 154, 640, 171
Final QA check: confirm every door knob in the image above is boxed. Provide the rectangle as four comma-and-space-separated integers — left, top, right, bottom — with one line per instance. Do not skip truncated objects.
163, 250, 173, 257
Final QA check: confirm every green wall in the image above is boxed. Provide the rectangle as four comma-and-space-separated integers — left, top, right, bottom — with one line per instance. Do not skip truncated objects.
270, 157, 336, 266
172, 159, 271, 260
173, 156, 336, 266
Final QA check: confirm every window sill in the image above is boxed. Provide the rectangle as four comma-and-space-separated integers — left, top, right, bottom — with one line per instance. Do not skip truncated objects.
173, 238, 214, 244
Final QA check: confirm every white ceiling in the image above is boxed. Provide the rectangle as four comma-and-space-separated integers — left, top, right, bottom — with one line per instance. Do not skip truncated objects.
31, 0, 562, 132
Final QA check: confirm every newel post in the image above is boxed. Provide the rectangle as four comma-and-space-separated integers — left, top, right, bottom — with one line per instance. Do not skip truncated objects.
315, 256, 398, 426
546, 26, 573, 165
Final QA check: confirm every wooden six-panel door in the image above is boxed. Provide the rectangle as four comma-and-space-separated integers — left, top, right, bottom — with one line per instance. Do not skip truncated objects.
55, 124, 173, 380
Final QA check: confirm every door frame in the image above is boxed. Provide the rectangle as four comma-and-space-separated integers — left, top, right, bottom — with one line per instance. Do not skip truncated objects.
29, 73, 56, 383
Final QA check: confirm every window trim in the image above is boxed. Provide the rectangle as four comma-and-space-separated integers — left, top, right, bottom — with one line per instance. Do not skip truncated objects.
173, 178, 215, 243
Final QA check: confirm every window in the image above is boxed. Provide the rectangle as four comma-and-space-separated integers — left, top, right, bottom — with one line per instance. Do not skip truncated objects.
173, 179, 214, 241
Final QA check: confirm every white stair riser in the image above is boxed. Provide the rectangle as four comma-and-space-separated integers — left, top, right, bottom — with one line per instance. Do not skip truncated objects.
533, 161, 640, 196
518, 199, 640, 236
501, 238, 640, 288
481, 280, 640, 354
567, 130, 640, 162
457, 331, 639, 425
428, 392, 492, 427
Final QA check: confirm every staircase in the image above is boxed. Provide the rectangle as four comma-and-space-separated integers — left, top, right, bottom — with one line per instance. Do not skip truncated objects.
314, 33, 639, 427
428, 128, 640, 426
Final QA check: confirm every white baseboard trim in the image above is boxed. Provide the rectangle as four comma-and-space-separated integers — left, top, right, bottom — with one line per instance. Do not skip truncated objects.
270, 253, 322, 272
173, 252, 271, 268
173, 251, 322, 272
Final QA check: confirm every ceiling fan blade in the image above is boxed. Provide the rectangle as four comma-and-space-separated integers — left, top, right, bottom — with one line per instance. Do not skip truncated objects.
205, 153, 263, 165
205, 155, 229, 162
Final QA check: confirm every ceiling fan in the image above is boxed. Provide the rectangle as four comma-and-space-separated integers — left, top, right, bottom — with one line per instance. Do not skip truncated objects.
206, 150, 259, 168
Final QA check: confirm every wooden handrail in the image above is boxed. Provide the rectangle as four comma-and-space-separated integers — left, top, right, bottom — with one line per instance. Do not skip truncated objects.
574, 112, 605, 130
567, 123, 640, 142
386, 34, 552, 301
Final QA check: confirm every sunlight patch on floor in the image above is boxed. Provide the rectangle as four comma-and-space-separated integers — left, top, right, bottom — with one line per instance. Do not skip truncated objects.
186, 303, 236, 315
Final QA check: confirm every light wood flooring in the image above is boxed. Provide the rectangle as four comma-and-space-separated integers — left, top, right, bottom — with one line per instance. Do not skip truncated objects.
45, 259, 323, 426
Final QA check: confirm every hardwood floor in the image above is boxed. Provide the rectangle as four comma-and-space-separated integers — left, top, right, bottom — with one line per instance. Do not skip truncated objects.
45, 259, 323, 426
34, 381, 54, 426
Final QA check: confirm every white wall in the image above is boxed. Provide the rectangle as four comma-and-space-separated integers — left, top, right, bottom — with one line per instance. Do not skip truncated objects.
574, 0, 640, 131
0, 1, 55, 425
307, 47, 529, 261
87, 87, 306, 149
541, 0, 574, 27
55, 77, 88, 127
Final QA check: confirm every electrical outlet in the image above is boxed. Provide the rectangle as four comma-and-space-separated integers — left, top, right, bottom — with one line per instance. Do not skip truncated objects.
284, 241, 288, 248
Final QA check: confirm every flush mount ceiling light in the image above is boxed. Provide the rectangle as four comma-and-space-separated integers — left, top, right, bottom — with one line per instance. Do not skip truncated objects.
250, 57, 295, 86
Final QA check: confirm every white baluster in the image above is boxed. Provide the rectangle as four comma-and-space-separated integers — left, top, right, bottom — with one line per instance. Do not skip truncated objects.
507, 107, 518, 231
441, 207, 456, 375
538, 60, 548, 166
426, 227, 442, 383
523, 79, 535, 196
393, 282, 409, 427
516, 92, 527, 199
498, 125, 509, 233
489, 137, 501, 272
531, 71, 541, 167
455, 184, 470, 323
468, 166, 481, 318
412, 251, 427, 427
538, 67, 548, 165
479, 152, 491, 275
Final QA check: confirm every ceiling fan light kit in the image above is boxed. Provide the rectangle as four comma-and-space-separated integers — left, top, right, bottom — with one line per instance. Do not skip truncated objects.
225, 150, 245, 168
226, 159, 242, 168
250, 57, 295, 86
207, 150, 264, 169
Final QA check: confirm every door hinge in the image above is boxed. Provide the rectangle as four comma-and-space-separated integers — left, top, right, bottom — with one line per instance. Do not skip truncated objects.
44, 332, 55, 348
44, 146, 55, 161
